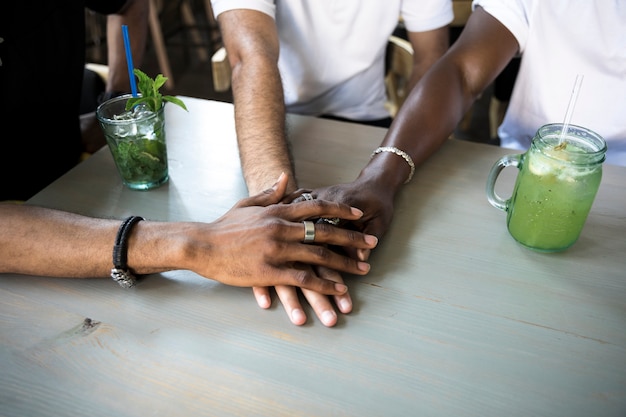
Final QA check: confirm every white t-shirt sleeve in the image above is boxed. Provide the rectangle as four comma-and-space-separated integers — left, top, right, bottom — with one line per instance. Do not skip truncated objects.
211, 0, 275, 18
472, 0, 536, 53
401, 0, 454, 32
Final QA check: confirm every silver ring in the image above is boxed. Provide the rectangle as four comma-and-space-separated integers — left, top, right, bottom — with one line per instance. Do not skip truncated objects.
303, 220, 316, 243
301, 193, 314, 201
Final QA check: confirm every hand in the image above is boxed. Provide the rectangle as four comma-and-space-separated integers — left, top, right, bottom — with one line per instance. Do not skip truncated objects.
295, 177, 396, 261
198, 173, 378, 293
252, 179, 394, 327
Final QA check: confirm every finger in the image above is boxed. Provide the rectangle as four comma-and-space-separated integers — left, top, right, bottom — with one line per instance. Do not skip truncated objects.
301, 266, 348, 327
275, 285, 308, 326
301, 288, 338, 327
356, 248, 372, 262
318, 266, 353, 314
252, 286, 272, 309
333, 291, 353, 314
335, 245, 364, 263
238, 172, 289, 208
301, 221, 378, 253
285, 241, 372, 276
330, 216, 384, 262
273, 199, 364, 223
352, 216, 389, 261
278, 221, 376, 270
283, 188, 313, 204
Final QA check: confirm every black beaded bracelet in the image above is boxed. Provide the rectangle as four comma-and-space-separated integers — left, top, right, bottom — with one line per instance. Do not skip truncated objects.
111, 216, 145, 288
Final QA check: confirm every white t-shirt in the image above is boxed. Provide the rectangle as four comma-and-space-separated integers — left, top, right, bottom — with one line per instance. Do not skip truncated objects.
474, 0, 626, 166
212, 0, 453, 121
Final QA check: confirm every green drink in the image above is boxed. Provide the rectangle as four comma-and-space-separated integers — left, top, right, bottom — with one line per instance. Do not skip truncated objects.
107, 137, 168, 188
487, 124, 607, 252
96, 95, 169, 190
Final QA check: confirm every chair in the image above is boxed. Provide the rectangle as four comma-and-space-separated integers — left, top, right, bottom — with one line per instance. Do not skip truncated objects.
84, 62, 109, 83
384, 35, 414, 118
81, 63, 111, 160
211, 46, 231, 93
210, 36, 415, 119
85, 1, 218, 90
148, 0, 217, 89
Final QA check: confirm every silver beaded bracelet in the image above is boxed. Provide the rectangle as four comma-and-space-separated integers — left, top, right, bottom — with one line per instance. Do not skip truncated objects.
370, 146, 415, 184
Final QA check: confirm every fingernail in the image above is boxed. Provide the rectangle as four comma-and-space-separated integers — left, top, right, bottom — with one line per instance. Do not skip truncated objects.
291, 308, 306, 324
365, 235, 378, 246
350, 207, 364, 217
322, 310, 337, 326
339, 298, 352, 313
272, 172, 285, 190
357, 261, 370, 272
258, 294, 271, 309
334, 283, 348, 293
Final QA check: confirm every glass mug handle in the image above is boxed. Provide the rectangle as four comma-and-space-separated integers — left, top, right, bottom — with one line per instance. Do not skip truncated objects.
486, 154, 522, 211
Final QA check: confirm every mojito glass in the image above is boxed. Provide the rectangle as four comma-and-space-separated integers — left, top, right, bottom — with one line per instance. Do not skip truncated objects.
96, 94, 168, 190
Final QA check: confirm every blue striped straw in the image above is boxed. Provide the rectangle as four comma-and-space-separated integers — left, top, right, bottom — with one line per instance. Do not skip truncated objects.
122, 25, 138, 97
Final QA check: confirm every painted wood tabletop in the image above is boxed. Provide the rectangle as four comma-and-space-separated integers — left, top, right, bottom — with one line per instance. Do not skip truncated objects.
1, 98, 624, 417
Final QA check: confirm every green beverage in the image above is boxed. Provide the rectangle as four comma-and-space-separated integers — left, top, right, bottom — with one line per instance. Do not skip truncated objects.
506, 139, 603, 251
97, 95, 168, 190
487, 124, 607, 252
107, 136, 168, 189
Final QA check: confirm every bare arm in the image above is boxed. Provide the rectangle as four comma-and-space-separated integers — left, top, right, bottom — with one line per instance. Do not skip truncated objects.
105, 0, 149, 94
217, 9, 296, 195
313, 8, 520, 243
0, 175, 378, 292
363, 8, 519, 193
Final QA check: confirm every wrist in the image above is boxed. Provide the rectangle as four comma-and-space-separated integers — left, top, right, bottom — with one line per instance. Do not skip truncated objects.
111, 216, 144, 288
370, 146, 415, 184
159, 222, 211, 276
359, 151, 411, 192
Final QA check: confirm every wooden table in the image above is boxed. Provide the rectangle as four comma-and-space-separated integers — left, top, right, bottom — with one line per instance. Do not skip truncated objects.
2, 98, 625, 417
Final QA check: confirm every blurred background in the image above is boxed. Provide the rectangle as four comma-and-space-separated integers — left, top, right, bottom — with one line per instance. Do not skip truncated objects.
84, 0, 498, 145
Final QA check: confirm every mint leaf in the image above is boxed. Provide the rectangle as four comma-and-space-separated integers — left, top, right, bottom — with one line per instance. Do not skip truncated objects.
125, 69, 188, 112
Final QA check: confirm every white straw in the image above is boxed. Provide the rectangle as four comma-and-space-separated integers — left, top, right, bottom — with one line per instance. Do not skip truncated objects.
558, 74, 584, 144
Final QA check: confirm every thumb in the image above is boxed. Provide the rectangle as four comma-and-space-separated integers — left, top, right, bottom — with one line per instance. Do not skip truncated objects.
353, 218, 388, 261
242, 172, 289, 207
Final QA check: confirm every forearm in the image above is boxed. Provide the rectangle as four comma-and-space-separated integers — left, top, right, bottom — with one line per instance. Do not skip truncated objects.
361, 9, 518, 194
106, 0, 149, 93
361, 27, 453, 192
231, 62, 295, 195
0, 179, 378, 294
360, 60, 473, 192
219, 9, 296, 195
0, 204, 184, 278
0, 204, 122, 277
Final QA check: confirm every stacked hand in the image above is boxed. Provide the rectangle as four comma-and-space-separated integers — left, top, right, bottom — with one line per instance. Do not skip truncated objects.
203, 174, 379, 292
252, 176, 396, 327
